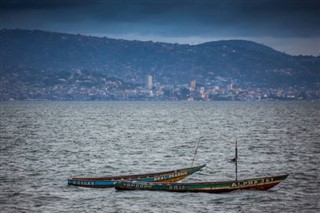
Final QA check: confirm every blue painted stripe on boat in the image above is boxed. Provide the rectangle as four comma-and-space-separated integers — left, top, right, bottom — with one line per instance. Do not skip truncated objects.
93, 181, 116, 186
135, 177, 156, 182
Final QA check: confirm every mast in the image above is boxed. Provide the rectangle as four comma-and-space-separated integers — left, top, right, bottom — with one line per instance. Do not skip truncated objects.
235, 140, 238, 181
191, 137, 202, 167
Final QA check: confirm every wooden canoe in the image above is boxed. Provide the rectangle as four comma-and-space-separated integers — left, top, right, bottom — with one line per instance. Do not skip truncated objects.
115, 174, 288, 193
67, 164, 206, 188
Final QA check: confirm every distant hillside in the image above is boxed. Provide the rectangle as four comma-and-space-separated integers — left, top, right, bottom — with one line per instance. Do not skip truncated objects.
1, 29, 319, 87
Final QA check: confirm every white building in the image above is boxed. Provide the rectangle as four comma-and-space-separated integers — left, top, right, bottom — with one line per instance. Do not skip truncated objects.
145, 75, 153, 90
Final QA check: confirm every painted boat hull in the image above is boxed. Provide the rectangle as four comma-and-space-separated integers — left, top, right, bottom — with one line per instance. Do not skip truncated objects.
115, 174, 289, 193
67, 164, 206, 188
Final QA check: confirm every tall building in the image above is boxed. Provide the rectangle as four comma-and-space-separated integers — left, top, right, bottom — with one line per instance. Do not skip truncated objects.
145, 75, 153, 90
190, 80, 196, 90
227, 83, 233, 91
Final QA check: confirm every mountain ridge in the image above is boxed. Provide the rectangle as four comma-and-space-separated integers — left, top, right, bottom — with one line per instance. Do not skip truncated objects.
1, 29, 319, 87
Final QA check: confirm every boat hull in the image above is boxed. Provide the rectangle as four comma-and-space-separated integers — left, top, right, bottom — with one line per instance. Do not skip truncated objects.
115, 174, 288, 193
67, 164, 206, 188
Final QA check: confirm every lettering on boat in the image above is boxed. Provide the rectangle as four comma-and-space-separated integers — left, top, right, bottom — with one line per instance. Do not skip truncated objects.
154, 171, 188, 181
69, 180, 96, 186
168, 185, 185, 190
123, 182, 152, 189
231, 177, 274, 187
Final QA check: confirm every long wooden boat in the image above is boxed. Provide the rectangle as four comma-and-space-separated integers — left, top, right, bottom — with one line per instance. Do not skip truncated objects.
115, 174, 288, 193
67, 164, 206, 188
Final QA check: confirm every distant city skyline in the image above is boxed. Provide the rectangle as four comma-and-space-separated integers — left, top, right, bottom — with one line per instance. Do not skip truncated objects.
1, 0, 319, 56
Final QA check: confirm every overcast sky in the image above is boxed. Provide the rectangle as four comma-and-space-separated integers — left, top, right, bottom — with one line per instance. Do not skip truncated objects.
1, 0, 319, 56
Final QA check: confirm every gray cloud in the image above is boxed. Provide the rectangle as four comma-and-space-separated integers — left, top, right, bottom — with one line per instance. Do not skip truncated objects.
1, 0, 319, 55
2, 0, 319, 37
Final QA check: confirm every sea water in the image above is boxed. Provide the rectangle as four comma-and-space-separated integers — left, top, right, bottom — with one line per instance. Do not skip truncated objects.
1, 101, 319, 212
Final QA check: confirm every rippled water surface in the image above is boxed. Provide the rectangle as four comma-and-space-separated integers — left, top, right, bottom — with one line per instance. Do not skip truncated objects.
1, 101, 319, 212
